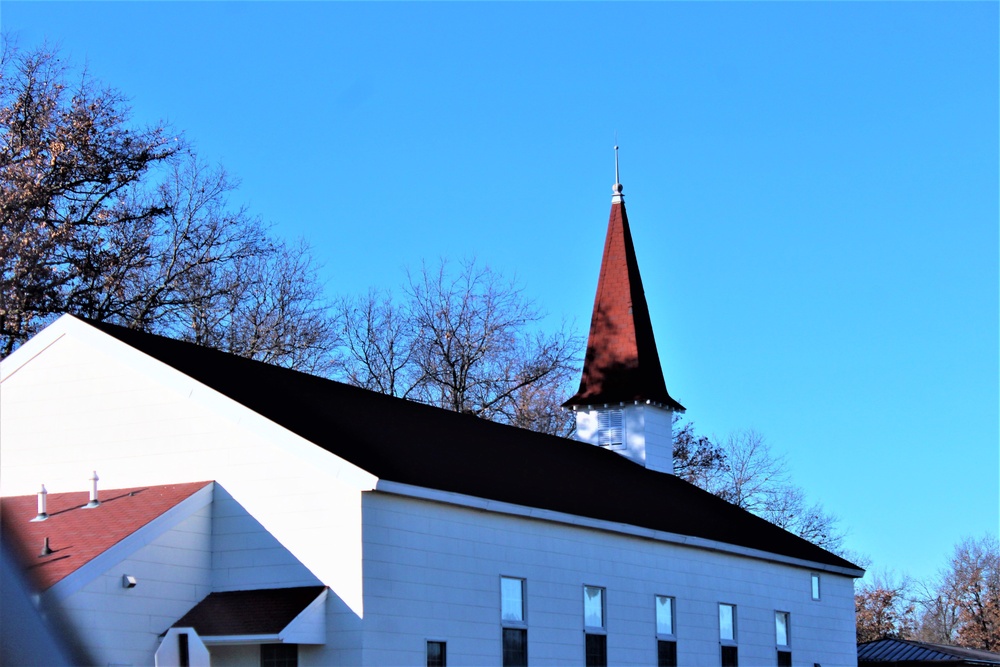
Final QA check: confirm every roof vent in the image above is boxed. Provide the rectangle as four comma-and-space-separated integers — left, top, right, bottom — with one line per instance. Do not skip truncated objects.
84, 471, 100, 509
39, 537, 53, 557
31, 484, 48, 522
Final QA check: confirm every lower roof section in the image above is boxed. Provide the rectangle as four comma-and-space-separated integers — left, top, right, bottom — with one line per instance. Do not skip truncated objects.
172, 586, 327, 641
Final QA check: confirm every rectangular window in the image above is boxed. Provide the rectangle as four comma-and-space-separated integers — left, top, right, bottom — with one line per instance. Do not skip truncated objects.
811, 573, 821, 600
655, 595, 675, 636
598, 410, 623, 448
719, 603, 736, 642
775, 611, 790, 646
261, 644, 297, 667
503, 628, 527, 667
426, 641, 446, 667
657, 640, 678, 667
777, 650, 792, 667
721, 645, 739, 667
584, 586, 605, 629
585, 633, 607, 667
502, 577, 525, 623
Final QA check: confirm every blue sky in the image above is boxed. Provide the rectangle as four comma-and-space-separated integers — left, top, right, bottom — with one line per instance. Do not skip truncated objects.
4, 2, 997, 585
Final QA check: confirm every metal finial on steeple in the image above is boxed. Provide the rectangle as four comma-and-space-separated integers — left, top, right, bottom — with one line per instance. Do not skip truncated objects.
612, 144, 624, 203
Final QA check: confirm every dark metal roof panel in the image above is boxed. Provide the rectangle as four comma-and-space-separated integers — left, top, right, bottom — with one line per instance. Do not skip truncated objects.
859, 639, 1000, 665
83, 318, 861, 572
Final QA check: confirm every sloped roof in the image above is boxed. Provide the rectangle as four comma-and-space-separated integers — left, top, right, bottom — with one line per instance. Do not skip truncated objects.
78, 318, 859, 573
0, 482, 211, 590
171, 587, 326, 636
565, 196, 684, 410
858, 638, 1000, 665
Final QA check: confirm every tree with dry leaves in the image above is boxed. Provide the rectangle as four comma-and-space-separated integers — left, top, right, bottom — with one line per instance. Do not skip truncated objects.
0, 40, 182, 353
856, 573, 918, 642
1, 41, 338, 371
915, 535, 1000, 649
334, 258, 580, 434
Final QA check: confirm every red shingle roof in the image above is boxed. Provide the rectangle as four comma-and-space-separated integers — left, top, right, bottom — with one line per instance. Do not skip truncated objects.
0, 482, 211, 590
565, 197, 684, 410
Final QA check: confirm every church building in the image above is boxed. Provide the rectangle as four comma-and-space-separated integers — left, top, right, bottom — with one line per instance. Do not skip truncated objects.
0, 164, 863, 666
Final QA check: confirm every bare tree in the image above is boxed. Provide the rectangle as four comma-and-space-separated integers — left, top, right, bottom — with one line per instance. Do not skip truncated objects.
672, 417, 725, 486
334, 258, 580, 434
334, 288, 423, 398
689, 428, 845, 553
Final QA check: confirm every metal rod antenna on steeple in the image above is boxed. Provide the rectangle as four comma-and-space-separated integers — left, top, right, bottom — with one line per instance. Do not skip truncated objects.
612, 143, 624, 203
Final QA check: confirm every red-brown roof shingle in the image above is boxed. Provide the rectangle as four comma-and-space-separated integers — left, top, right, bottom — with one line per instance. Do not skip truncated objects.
0, 481, 211, 590
565, 198, 684, 410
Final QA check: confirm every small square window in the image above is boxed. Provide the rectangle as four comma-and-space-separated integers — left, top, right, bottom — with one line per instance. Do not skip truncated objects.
719, 603, 736, 642
585, 633, 607, 667
657, 640, 678, 667
426, 641, 446, 667
261, 644, 297, 667
775, 611, 790, 646
502, 577, 525, 623
721, 645, 739, 667
811, 574, 821, 600
584, 586, 605, 629
655, 595, 675, 636
502, 628, 527, 667
778, 650, 792, 667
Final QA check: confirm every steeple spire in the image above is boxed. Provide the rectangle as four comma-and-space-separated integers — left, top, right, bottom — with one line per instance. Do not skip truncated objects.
564, 151, 683, 411
564, 150, 684, 473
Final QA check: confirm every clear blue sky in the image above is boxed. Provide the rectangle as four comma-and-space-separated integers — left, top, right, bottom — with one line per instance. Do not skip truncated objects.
5, 2, 997, 586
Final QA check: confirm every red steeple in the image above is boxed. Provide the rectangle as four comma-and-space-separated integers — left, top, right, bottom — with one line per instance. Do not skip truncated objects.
564, 168, 684, 411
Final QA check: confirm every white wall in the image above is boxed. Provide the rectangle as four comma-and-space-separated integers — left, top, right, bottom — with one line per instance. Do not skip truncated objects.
361, 492, 858, 667
54, 506, 214, 667
574, 404, 675, 474
211, 486, 320, 591
0, 318, 376, 617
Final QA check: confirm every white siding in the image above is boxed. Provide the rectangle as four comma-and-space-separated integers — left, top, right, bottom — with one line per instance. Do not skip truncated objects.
55, 507, 214, 667
574, 404, 675, 473
211, 485, 319, 591
361, 492, 857, 667
0, 320, 376, 617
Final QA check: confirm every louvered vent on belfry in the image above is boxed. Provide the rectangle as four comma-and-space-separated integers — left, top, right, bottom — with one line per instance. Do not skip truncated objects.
598, 409, 624, 449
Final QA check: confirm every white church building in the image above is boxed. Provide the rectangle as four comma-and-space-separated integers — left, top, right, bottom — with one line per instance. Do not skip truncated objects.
0, 174, 863, 666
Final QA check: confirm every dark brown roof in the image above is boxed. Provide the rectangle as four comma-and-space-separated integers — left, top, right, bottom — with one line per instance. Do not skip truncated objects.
82, 318, 859, 572
858, 638, 1000, 665
171, 587, 326, 636
564, 198, 684, 410
0, 482, 211, 590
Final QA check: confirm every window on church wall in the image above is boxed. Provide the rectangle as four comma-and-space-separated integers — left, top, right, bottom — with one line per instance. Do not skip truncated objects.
719, 603, 738, 666
501, 577, 527, 667
811, 574, 821, 600
261, 643, 297, 667
584, 586, 605, 629
656, 595, 677, 667
598, 410, 624, 449
501, 577, 525, 623
775, 611, 790, 646
719, 603, 736, 642
426, 641, 446, 667
584, 586, 607, 667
